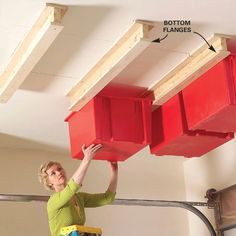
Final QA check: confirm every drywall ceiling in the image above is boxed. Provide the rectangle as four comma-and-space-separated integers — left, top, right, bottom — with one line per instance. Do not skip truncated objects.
0, 0, 236, 154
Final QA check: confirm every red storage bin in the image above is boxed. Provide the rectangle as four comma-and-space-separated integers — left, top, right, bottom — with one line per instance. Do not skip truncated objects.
150, 93, 234, 157
65, 94, 152, 161
182, 55, 236, 133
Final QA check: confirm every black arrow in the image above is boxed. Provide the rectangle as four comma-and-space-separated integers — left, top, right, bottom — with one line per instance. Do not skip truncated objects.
152, 34, 168, 43
193, 31, 216, 53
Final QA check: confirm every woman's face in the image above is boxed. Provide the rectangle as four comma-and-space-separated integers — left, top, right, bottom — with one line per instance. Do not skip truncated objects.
46, 164, 67, 190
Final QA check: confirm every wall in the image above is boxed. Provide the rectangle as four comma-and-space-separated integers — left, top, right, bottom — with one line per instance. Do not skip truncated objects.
0, 148, 67, 236
0, 146, 188, 236
184, 138, 236, 236
225, 228, 236, 236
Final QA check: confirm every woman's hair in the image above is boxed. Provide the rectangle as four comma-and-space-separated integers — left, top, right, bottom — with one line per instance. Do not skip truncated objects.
38, 161, 62, 190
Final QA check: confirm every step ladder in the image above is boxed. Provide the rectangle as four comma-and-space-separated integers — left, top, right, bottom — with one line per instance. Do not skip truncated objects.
60, 225, 102, 236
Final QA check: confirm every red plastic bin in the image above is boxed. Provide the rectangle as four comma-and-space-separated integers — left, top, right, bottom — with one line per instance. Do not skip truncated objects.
65, 94, 152, 161
182, 55, 236, 133
150, 93, 234, 157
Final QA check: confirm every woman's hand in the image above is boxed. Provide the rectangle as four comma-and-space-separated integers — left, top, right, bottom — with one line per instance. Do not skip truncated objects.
82, 144, 102, 161
72, 144, 102, 185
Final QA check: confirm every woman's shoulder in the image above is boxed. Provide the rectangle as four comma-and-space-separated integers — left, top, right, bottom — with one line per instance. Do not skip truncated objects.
47, 192, 58, 204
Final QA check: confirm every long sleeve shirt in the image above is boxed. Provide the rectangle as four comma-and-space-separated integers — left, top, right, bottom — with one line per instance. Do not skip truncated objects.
47, 179, 116, 236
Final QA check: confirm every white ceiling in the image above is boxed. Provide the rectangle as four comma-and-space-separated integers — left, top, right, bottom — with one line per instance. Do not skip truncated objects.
1, 0, 236, 154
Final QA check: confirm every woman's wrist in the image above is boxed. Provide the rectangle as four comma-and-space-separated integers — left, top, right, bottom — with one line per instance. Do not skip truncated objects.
83, 154, 93, 162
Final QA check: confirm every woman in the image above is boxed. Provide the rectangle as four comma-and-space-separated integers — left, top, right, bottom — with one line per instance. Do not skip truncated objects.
38, 144, 118, 236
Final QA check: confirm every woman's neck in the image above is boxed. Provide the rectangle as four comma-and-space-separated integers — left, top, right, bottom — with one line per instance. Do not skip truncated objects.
54, 183, 66, 192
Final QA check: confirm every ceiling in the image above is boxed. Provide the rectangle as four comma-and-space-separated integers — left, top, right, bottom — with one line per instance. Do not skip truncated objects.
1, 0, 236, 154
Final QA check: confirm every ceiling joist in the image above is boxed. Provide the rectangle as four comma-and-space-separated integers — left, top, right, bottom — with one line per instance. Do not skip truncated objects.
67, 20, 154, 111
147, 35, 234, 106
0, 4, 67, 103
67, 25, 236, 111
